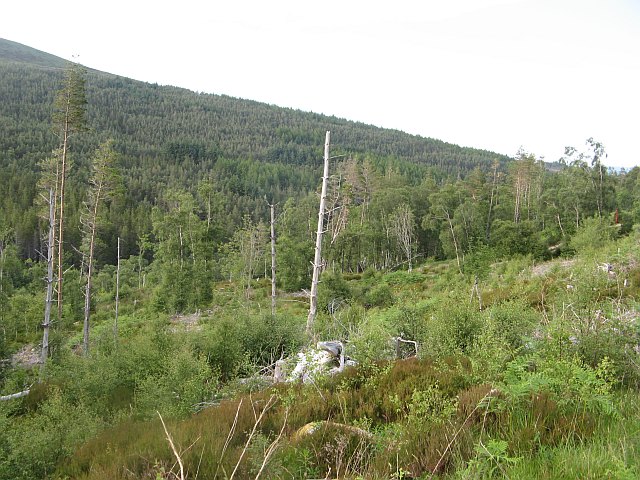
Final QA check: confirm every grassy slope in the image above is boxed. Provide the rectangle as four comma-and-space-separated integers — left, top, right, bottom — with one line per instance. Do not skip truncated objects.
43, 232, 640, 480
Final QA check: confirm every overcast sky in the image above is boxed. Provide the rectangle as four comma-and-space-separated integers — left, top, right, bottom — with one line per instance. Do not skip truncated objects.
2, 0, 639, 168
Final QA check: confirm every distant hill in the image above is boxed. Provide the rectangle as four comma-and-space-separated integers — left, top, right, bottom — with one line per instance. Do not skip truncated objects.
0, 38, 67, 69
0, 38, 510, 177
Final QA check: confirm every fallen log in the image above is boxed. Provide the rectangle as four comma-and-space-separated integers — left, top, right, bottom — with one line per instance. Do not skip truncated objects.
0, 389, 30, 401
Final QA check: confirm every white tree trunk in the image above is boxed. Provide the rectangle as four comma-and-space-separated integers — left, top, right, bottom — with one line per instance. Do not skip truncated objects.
0, 389, 30, 402
41, 188, 55, 364
269, 203, 276, 316
114, 237, 120, 341
306, 131, 331, 337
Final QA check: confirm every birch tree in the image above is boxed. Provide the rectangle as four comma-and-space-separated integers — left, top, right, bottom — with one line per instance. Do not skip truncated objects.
267, 201, 277, 316
389, 203, 416, 271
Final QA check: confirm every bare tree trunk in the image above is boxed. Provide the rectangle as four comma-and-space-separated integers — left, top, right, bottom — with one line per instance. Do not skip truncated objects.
41, 189, 55, 364
114, 237, 120, 341
83, 202, 99, 356
269, 203, 276, 316
57, 127, 69, 322
444, 208, 462, 274
486, 161, 498, 242
0, 389, 30, 402
391, 204, 415, 272
306, 131, 330, 337
556, 212, 565, 237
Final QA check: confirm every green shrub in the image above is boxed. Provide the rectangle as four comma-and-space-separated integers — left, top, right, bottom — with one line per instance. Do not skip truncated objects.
363, 283, 394, 309
424, 303, 482, 357
318, 271, 352, 314
239, 313, 305, 369
569, 216, 618, 254
192, 318, 245, 381
382, 270, 425, 286
135, 348, 217, 418
0, 388, 102, 480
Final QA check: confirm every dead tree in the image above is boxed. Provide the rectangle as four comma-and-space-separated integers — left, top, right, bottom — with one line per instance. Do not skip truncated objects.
390, 203, 415, 272
306, 131, 331, 337
114, 237, 121, 341
37, 151, 61, 365
269, 202, 277, 316
263, 197, 278, 315
41, 188, 55, 364
0, 389, 31, 402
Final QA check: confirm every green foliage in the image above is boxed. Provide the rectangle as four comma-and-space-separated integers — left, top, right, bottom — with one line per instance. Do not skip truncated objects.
0, 388, 102, 480
424, 302, 483, 356
318, 270, 353, 314
362, 282, 394, 309
237, 313, 305, 370
569, 215, 618, 253
191, 318, 245, 381
135, 348, 216, 418
4, 40, 640, 480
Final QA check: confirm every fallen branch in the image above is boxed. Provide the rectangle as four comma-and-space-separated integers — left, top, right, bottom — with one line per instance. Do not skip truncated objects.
395, 337, 418, 358
0, 388, 31, 402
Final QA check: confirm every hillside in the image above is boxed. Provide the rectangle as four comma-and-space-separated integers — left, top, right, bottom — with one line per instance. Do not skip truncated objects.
0, 38, 67, 69
0, 38, 513, 262
1, 38, 640, 480
0, 38, 509, 175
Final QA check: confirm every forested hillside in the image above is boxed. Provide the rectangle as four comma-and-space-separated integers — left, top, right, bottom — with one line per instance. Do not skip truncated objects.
2, 38, 640, 479
0, 38, 510, 262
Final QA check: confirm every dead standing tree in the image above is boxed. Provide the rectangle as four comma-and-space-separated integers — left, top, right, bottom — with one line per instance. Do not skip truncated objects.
306, 131, 331, 337
265, 199, 278, 316
37, 150, 61, 365
390, 203, 416, 272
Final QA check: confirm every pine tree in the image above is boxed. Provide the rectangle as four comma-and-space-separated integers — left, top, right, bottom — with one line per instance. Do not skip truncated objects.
52, 62, 88, 322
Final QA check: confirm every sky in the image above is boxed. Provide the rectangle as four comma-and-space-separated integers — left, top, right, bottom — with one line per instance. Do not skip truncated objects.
2, 0, 639, 168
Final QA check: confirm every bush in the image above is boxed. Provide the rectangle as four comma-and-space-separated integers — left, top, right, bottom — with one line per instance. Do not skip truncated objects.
317, 271, 353, 317
239, 313, 305, 369
363, 283, 394, 309
569, 216, 618, 254
0, 388, 102, 480
424, 303, 483, 357
135, 348, 217, 418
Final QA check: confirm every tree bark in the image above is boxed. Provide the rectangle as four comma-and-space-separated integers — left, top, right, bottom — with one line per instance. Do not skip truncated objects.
83, 195, 100, 356
306, 131, 331, 337
56, 126, 69, 322
114, 237, 120, 341
269, 203, 276, 316
41, 188, 55, 364
444, 207, 462, 274
0, 389, 30, 402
